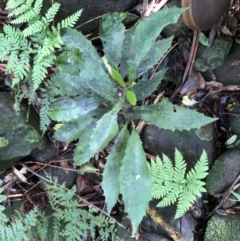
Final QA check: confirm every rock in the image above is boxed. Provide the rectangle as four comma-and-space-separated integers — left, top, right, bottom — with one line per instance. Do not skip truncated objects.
141, 123, 217, 171
194, 37, 232, 72
204, 214, 240, 241
206, 148, 240, 195
0, 92, 45, 170
39, 152, 77, 188
43, 0, 137, 33
213, 43, 240, 85
227, 105, 240, 138
31, 140, 57, 163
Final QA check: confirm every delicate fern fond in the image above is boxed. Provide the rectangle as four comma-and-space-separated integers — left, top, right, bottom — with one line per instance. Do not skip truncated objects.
2, 0, 82, 109
0, 179, 122, 241
148, 149, 209, 219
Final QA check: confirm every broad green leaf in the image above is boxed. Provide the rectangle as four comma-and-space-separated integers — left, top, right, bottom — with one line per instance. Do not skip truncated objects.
120, 129, 151, 235
48, 95, 99, 122
132, 69, 167, 100
54, 117, 93, 142
74, 123, 96, 166
102, 125, 129, 213
130, 99, 218, 131
61, 29, 118, 103
124, 7, 184, 81
120, 26, 136, 78
137, 37, 173, 77
126, 90, 137, 106
90, 99, 124, 153
100, 12, 126, 68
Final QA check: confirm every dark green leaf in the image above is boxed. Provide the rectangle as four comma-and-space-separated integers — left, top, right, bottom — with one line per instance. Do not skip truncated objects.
73, 123, 96, 166
120, 129, 151, 235
48, 95, 99, 122
90, 99, 124, 153
126, 90, 137, 106
61, 29, 118, 103
54, 117, 93, 142
137, 37, 173, 77
130, 99, 218, 131
120, 26, 136, 78
132, 69, 167, 100
124, 7, 184, 80
100, 12, 126, 68
102, 125, 129, 213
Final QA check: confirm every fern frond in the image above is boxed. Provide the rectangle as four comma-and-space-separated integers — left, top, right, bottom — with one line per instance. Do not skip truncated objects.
176, 191, 196, 218
6, 0, 25, 10
174, 149, 186, 183
157, 182, 180, 207
58, 9, 83, 30
186, 150, 208, 181
22, 20, 45, 37
10, 8, 37, 24
162, 154, 174, 181
42, 2, 60, 24
149, 149, 209, 219
7, 0, 33, 17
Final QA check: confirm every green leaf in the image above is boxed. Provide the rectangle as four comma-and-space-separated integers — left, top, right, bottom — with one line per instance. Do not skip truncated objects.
100, 12, 126, 69
199, 32, 209, 46
137, 37, 173, 77
90, 99, 124, 153
226, 135, 237, 145
126, 90, 137, 106
122, 7, 184, 81
130, 99, 218, 131
48, 95, 99, 122
120, 128, 152, 235
231, 191, 240, 201
73, 123, 96, 166
132, 69, 167, 100
61, 29, 118, 103
102, 125, 129, 213
120, 26, 136, 78
109, 66, 126, 87
53, 117, 93, 142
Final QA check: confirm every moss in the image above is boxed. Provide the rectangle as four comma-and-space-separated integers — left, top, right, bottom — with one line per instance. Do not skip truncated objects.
206, 160, 225, 195
206, 149, 240, 195
204, 214, 240, 241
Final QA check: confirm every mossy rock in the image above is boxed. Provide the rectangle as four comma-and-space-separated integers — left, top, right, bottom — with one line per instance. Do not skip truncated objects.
204, 214, 240, 241
194, 37, 232, 72
206, 148, 240, 195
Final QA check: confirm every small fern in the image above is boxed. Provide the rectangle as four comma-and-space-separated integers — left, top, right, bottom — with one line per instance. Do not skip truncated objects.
1, 0, 82, 111
148, 149, 209, 218
0, 179, 122, 241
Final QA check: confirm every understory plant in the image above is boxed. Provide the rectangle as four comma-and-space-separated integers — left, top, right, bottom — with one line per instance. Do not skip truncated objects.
45, 7, 217, 235
0, 179, 120, 241
2, 0, 217, 237
0, 0, 82, 110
